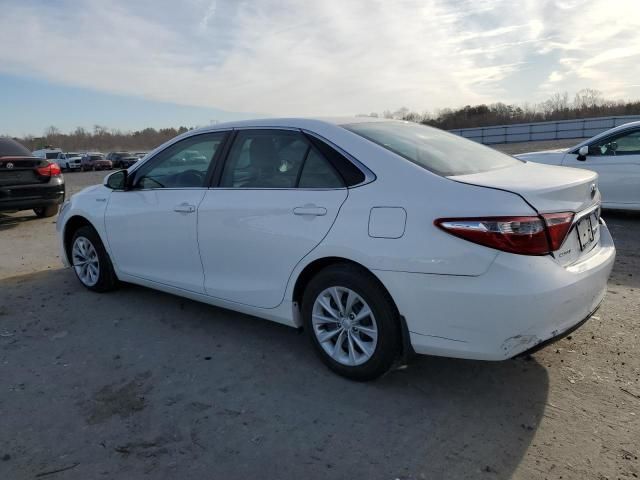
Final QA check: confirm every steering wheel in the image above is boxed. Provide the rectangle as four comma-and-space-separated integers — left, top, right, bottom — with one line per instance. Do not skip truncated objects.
176, 169, 205, 187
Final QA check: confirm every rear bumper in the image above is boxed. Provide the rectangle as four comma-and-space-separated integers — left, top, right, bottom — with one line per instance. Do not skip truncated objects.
515, 302, 601, 357
373, 222, 615, 361
0, 178, 65, 212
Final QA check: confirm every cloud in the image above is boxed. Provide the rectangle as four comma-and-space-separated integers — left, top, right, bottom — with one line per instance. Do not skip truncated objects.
0, 0, 638, 116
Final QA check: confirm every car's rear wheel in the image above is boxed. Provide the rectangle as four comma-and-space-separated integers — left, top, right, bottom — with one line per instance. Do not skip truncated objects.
33, 205, 58, 218
302, 264, 400, 381
70, 226, 118, 292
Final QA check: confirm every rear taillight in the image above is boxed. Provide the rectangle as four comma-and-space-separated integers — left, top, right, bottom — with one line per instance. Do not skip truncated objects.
435, 213, 575, 255
541, 212, 574, 251
36, 162, 62, 177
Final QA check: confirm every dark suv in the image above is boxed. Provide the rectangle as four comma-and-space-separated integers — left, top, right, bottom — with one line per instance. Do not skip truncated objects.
0, 137, 65, 218
107, 151, 139, 169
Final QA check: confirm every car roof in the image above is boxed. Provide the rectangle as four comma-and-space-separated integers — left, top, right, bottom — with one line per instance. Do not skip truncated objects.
189, 116, 390, 134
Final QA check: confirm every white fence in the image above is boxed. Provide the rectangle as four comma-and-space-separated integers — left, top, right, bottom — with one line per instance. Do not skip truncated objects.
449, 115, 640, 144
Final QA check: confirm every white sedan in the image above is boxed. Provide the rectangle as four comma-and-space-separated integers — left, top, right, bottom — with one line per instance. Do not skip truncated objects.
57, 118, 615, 380
516, 121, 640, 210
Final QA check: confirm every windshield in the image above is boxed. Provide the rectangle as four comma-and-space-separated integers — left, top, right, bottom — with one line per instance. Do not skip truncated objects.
90, 155, 104, 160
343, 121, 523, 176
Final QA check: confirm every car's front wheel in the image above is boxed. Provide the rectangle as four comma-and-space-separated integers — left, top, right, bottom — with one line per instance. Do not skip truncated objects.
302, 264, 401, 381
70, 226, 118, 292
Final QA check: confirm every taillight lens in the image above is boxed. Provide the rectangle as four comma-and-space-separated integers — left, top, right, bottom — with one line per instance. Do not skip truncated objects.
541, 212, 574, 251
36, 162, 62, 177
435, 213, 574, 255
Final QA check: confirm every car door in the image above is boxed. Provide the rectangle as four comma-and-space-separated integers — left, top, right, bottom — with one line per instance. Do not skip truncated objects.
197, 129, 349, 308
104, 131, 228, 292
563, 127, 640, 208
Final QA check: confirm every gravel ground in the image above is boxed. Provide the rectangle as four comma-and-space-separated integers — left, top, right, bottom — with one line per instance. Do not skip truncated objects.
0, 165, 638, 480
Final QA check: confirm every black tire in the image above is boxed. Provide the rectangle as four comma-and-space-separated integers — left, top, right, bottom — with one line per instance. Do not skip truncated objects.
70, 225, 118, 292
33, 205, 59, 218
302, 264, 401, 381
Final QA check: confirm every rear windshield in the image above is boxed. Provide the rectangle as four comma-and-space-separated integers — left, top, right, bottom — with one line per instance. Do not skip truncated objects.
90, 155, 104, 160
343, 121, 522, 176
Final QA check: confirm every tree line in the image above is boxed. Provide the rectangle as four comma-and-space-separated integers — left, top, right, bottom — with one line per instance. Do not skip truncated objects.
365, 89, 640, 130
15, 125, 192, 153
7, 89, 640, 152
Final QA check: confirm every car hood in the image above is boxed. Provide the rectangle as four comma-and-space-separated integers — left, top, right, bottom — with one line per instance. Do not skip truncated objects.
74, 184, 103, 198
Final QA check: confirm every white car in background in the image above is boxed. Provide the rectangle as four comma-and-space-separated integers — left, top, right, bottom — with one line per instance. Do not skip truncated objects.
63, 152, 82, 171
32, 148, 81, 171
57, 118, 615, 380
516, 121, 640, 210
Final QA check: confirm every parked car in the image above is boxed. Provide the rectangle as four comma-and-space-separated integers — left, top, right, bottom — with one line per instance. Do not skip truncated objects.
61, 152, 82, 171
106, 152, 139, 169
57, 118, 615, 380
515, 121, 640, 210
135, 152, 148, 159
81, 153, 112, 171
1, 137, 65, 217
32, 147, 80, 171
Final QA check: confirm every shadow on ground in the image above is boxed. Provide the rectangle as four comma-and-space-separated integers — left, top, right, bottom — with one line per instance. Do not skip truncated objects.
0, 211, 42, 232
1, 269, 549, 479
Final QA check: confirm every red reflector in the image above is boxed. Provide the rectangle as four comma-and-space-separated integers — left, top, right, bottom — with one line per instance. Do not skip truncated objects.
36, 162, 62, 177
542, 212, 574, 251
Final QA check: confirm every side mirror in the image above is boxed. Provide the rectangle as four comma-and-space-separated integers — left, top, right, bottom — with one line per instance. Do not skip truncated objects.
104, 169, 128, 190
577, 145, 589, 161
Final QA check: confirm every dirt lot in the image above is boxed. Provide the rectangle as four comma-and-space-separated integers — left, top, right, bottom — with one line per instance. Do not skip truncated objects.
1, 163, 639, 480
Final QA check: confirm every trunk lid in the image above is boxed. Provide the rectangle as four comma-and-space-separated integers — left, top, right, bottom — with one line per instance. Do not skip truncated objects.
449, 162, 599, 213
0, 157, 48, 186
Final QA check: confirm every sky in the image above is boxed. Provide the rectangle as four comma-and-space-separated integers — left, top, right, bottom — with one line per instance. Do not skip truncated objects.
1, 0, 639, 136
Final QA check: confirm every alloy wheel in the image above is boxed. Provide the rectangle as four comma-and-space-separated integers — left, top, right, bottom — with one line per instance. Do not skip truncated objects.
72, 236, 100, 287
311, 286, 378, 366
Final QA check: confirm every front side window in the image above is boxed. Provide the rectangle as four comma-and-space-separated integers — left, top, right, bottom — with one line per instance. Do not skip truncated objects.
135, 132, 226, 189
590, 129, 640, 156
343, 121, 523, 176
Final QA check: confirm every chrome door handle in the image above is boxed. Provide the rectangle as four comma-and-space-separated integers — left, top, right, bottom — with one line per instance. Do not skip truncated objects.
174, 203, 196, 213
293, 205, 327, 216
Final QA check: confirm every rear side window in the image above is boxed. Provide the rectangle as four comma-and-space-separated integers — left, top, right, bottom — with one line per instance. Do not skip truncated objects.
343, 121, 522, 176
220, 130, 307, 188
220, 130, 347, 189
45, 152, 59, 159
305, 134, 366, 186
298, 149, 343, 188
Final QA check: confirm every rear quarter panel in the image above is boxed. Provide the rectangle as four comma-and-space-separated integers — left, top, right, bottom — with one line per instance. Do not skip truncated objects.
282, 128, 541, 305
